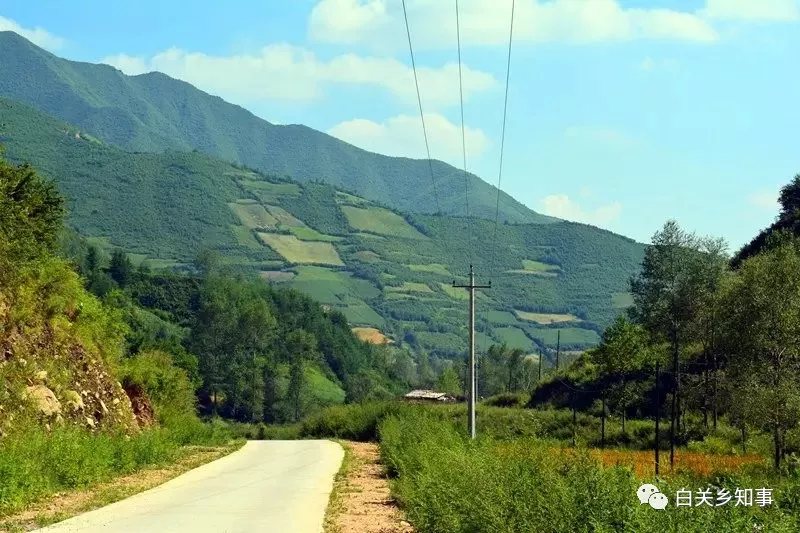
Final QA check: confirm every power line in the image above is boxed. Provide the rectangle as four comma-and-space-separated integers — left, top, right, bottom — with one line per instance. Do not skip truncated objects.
489, 0, 515, 281
455, 0, 474, 268
402, 0, 442, 217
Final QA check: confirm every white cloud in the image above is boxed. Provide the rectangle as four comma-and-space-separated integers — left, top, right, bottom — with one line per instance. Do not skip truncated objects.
537, 194, 622, 227
0, 15, 64, 51
308, 0, 718, 50
328, 113, 489, 166
101, 45, 497, 109
565, 126, 640, 148
700, 0, 800, 22
749, 190, 780, 211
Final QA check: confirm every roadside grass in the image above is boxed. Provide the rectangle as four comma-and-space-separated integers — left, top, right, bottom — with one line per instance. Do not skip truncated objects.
0, 442, 243, 532
378, 410, 799, 533
0, 416, 235, 519
323, 441, 356, 533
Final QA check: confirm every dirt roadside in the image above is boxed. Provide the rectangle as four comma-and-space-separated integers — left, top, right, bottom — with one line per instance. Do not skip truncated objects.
328, 441, 414, 533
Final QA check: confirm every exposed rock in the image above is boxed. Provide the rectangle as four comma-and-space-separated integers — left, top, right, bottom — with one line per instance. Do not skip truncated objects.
122, 381, 155, 428
64, 390, 85, 411
24, 385, 61, 417
85, 416, 96, 428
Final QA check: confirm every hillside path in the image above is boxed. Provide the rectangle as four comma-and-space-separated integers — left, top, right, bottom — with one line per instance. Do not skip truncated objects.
36, 440, 344, 533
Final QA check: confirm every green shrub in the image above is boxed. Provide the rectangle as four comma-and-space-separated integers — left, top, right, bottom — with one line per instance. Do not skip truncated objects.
121, 349, 197, 422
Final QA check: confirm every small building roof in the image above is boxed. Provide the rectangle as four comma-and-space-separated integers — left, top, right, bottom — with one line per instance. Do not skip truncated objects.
404, 389, 454, 400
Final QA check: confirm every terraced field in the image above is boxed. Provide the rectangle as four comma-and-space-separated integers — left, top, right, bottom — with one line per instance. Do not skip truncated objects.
506, 259, 562, 277
256, 233, 344, 266
515, 310, 581, 325
228, 201, 278, 229
342, 206, 426, 240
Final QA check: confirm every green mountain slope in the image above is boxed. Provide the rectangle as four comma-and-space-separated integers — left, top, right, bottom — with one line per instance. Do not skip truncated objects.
0, 31, 554, 225
0, 97, 644, 358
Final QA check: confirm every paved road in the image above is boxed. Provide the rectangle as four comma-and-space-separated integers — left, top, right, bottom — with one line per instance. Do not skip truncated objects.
37, 440, 344, 533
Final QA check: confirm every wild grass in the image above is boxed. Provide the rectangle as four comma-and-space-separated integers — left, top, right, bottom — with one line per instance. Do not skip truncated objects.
0, 416, 233, 517
378, 409, 800, 533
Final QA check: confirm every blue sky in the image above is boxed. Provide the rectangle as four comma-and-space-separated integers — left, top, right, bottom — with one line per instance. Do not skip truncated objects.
2, 0, 798, 249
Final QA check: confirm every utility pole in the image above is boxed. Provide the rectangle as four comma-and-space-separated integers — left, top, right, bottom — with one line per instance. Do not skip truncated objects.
453, 264, 490, 439
555, 330, 561, 370
538, 348, 542, 381
655, 359, 661, 476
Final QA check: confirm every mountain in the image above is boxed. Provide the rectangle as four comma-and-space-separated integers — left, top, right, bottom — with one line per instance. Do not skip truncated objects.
0, 97, 645, 359
0, 31, 555, 225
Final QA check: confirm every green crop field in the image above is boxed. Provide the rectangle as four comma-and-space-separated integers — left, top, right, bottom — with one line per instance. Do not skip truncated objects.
483, 310, 519, 325
493, 327, 536, 351
265, 205, 305, 227
229, 225, 263, 248
515, 310, 581, 325
386, 282, 434, 294
338, 301, 386, 327
287, 226, 342, 242
408, 263, 452, 276
258, 270, 296, 282
507, 259, 562, 276
342, 206, 426, 240
525, 327, 600, 348
256, 233, 344, 265
228, 202, 278, 229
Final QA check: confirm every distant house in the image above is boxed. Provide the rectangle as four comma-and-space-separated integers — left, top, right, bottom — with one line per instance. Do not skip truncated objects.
403, 389, 457, 403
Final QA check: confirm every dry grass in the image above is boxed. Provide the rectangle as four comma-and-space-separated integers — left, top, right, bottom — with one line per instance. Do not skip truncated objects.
551, 447, 767, 479
352, 327, 392, 345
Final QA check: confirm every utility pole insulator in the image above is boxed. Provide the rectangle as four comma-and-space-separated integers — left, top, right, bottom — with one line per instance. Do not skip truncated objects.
453, 264, 491, 439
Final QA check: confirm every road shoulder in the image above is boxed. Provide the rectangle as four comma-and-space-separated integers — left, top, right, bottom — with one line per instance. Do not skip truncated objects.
326, 441, 414, 533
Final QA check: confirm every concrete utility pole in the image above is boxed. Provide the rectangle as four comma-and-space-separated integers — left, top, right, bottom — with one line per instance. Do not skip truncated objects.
453, 264, 490, 439
555, 329, 561, 370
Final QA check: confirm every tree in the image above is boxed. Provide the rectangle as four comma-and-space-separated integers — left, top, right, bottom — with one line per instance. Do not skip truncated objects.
720, 238, 800, 469
591, 315, 649, 434
436, 364, 463, 397
630, 220, 704, 467
109, 249, 134, 288
0, 158, 65, 284
286, 329, 318, 422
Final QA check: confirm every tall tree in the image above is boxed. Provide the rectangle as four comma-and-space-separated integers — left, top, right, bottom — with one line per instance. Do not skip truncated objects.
109, 249, 134, 288
591, 315, 649, 434
630, 220, 703, 467
286, 329, 318, 422
720, 237, 800, 469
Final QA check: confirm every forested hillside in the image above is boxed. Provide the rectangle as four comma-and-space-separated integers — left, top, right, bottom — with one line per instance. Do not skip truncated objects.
0, 97, 645, 361
0, 31, 554, 225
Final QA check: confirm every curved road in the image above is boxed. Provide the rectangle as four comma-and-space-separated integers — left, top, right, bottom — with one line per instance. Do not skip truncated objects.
37, 440, 344, 533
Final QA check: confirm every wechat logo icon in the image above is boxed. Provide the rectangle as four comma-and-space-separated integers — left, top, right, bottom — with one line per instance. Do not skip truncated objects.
637, 484, 668, 510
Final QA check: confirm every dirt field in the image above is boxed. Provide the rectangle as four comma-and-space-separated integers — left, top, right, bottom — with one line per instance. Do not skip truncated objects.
352, 327, 392, 345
